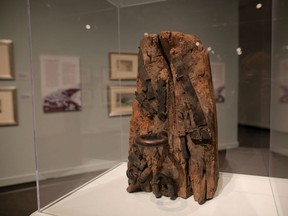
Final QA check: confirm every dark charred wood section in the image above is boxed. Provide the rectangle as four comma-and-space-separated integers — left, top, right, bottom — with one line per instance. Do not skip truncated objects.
127, 31, 219, 204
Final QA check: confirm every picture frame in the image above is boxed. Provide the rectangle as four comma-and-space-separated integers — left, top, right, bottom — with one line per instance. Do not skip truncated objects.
0, 87, 17, 126
108, 86, 136, 117
109, 52, 138, 80
0, 40, 14, 80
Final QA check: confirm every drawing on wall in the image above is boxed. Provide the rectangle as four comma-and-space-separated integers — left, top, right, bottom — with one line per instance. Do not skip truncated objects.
0, 40, 14, 80
211, 62, 225, 103
0, 87, 17, 126
40, 55, 81, 113
279, 59, 288, 103
109, 52, 138, 80
108, 86, 136, 117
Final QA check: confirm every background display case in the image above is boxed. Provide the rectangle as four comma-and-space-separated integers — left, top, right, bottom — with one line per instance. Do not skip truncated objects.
0, 0, 287, 215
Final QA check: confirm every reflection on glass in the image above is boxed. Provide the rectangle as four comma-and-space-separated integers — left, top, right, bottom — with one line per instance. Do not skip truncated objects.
236, 47, 242, 55
256, 3, 262, 9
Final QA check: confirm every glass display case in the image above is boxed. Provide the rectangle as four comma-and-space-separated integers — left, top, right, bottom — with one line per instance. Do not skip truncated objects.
27, 0, 238, 208
1, 0, 287, 215
30, 0, 287, 215
27, 0, 125, 209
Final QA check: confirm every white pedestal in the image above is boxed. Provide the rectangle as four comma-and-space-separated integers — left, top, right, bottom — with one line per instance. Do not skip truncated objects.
31, 162, 288, 216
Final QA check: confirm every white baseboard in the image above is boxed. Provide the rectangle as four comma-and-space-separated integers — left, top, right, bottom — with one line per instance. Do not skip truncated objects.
0, 159, 120, 187
38, 159, 120, 180
0, 172, 36, 187
238, 120, 270, 129
270, 145, 288, 157
218, 141, 239, 151
0, 141, 239, 187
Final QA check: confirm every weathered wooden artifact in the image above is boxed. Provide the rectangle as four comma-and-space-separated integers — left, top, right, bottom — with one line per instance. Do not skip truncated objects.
126, 31, 219, 204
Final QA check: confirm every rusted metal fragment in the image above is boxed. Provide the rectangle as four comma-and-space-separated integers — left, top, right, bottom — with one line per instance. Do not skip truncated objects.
157, 78, 167, 121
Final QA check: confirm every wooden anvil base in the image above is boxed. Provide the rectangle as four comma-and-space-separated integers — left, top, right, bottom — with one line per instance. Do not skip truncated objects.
127, 31, 219, 204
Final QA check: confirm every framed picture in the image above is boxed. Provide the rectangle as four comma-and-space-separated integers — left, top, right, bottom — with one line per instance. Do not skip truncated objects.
0, 40, 14, 80
0, 87, 17, 126
108, 86, 136, 117
40, 55, 82, 113
109, 52, 138, 80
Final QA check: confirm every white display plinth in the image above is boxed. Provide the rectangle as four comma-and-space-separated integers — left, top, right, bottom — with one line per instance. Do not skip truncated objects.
31, 162, 288, 216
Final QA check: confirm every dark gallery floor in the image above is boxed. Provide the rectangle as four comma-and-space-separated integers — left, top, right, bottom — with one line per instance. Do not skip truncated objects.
1, 125, 287, 216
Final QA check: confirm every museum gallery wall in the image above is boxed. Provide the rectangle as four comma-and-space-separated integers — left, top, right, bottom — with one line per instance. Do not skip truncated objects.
0, 0, 238, 193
